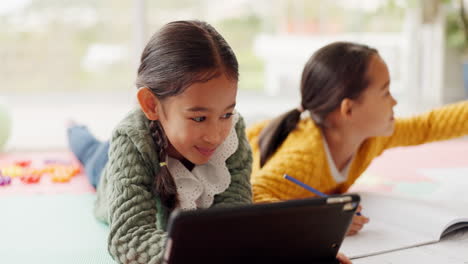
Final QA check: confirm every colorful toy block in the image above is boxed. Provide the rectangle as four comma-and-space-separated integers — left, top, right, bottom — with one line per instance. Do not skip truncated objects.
0, 175, 11, 186
1, 165, 24, 178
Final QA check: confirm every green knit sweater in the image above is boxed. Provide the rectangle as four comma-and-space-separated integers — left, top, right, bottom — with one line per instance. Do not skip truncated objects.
94, 108, 253, 264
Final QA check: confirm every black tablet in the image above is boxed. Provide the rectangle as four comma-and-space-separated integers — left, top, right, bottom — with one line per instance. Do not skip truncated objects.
163, 194, 360, 264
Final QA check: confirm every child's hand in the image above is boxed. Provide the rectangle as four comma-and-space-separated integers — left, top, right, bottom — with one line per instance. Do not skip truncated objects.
337, 252, 352, 264
346, 205, 370, 236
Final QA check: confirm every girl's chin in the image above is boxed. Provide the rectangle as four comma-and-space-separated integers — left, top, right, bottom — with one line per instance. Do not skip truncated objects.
188, 155, 211, 166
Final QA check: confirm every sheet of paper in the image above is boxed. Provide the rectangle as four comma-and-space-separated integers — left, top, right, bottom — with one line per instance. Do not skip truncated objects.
353, 228, 468, 264
340, 192, 468, 258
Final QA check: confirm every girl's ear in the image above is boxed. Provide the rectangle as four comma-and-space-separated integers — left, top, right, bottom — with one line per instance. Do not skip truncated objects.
137, 87, 160, 120
339, 98, 354, 120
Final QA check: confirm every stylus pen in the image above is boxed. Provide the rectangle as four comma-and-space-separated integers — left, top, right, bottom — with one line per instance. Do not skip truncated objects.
283, 174, 361, 216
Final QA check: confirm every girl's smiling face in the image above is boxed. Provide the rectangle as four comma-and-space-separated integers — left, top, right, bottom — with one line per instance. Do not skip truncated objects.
156, 74, 238, 165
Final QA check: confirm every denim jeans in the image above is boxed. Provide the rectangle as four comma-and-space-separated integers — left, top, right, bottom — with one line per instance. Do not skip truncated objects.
67, 125, 109, 188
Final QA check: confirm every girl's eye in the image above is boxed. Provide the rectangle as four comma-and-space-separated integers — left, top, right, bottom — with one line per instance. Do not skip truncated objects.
191, 116, 206, 122
222, 113, 234, 119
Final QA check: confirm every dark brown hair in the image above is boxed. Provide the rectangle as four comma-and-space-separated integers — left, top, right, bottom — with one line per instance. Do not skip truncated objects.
258, 41, 378, 167
136, 20, 239, 209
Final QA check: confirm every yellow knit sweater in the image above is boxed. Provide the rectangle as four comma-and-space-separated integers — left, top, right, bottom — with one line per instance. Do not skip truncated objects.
247, 101, 468, 203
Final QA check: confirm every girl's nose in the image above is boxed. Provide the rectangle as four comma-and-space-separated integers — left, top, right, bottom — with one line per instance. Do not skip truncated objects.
203, 125, 223, 145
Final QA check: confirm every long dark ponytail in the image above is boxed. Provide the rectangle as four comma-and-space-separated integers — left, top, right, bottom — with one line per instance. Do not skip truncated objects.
258, 42, 378, 167
136, 20, 239, 209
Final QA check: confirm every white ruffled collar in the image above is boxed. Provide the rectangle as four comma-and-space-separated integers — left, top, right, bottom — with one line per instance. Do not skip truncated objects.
167, 114, 239, 210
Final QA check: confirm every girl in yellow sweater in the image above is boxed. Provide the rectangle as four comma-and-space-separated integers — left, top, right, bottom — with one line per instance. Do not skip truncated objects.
247, 41, 468, 236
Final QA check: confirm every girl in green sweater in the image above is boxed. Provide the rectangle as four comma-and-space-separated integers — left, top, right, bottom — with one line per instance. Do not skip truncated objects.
68, 21, 351, 264
67, 20, 253, 264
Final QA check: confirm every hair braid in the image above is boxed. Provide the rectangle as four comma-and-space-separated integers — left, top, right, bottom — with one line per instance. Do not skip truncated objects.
149, 120, 178, 209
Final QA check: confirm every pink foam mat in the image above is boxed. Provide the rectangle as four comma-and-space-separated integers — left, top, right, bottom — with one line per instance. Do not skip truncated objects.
350, 139, 468, 194
366, 139, 468, 181
0, 150, 95, 196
